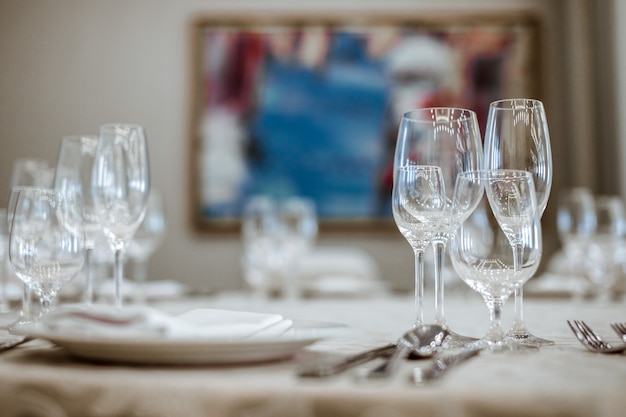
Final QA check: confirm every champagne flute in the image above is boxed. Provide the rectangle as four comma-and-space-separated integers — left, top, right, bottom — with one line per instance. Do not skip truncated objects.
392, 165, 445, 326
54, 135, 101, 305
92, 124, 150, 307
126, 188, 166, 304
394, 108, 483, 343
450, 170, 542, 351
8, 187, 85, 316
7, 158, 54, 324
484, 98, 553, 347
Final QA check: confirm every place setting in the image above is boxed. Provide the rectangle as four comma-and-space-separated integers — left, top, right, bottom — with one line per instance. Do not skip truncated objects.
9, 303, 345, 365
0, 123, 346, 367
294, 100, 562, 384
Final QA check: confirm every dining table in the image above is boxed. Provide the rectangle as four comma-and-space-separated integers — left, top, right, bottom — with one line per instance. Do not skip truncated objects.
0, 283, 624, 417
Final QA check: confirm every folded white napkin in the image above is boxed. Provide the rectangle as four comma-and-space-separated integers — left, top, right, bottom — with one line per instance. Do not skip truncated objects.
40, 305, 293, 341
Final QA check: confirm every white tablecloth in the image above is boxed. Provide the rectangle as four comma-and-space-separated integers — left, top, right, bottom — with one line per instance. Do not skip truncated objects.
0, 290, 625, 417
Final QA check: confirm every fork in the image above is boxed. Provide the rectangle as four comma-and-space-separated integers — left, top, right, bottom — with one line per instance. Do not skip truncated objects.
566, 320, 626, 354
610, 322, 626, 343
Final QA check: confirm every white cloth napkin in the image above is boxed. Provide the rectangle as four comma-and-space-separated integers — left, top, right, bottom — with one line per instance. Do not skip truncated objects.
40, 305, 293, 341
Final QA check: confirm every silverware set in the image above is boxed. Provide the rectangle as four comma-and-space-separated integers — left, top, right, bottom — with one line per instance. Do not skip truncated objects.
567, 320, 626, 353
298, 324, 482, 383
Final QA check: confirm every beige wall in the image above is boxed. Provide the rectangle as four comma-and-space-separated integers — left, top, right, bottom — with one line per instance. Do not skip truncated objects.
0, 0, 597, 292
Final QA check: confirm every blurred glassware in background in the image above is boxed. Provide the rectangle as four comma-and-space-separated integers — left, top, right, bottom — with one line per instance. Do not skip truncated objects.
585, 195, 626, 304
126, 189, 167, 304
7, 157, 55, 324
0, 208, 10, 315
241, 195, 318, 299
278, 197, 318, 299
556, 187, 596, 297
8, 187, 85, 318
242, 196, 280, 299
54, 135, 102, 305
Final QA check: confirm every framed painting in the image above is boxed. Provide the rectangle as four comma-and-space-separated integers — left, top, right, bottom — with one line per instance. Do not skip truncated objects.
189, 13, 541, 233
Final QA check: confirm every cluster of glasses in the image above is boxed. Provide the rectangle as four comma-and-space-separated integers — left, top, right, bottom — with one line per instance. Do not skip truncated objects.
0, 123, 165, 328
241, 196, 318, 300
393, 99, 553, 351
557, 187, 626, 302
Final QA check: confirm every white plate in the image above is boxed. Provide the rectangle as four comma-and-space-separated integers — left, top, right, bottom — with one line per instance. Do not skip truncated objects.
12, 321, 344, 365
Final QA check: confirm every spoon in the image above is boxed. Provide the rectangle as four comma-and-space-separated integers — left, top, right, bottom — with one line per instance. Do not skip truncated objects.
363, 324, 448, 379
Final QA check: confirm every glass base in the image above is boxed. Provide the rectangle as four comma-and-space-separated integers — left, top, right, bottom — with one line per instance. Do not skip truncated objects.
443, 328, 479, 349
505, 322, 554, 347
477, 337, 538, 353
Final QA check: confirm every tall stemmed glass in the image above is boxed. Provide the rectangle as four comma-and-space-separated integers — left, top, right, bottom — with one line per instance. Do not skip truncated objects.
55, 135, 101, 305
92, 124, 150, 307
7, 158, 54, 324
484, 98, 553, 346
126, 188, 166, 304
392, 165, 445, 326
394, 108, 483, 343
450, 170, 542, 351
8, 188, 85, 316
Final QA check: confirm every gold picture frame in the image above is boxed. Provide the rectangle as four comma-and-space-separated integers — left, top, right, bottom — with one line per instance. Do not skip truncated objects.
189, 13, 542, 234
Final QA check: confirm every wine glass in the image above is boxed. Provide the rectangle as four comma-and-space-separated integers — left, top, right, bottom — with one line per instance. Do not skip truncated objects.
484, 98, 553, 347
392, 165, 446, 326
8, 187, 85, 316
556, 187, 595, 296
585, 195, 626, 303
92, 124, 150, 307
54, 135, 102, 305
449, 170, 542, 351
394, 108, 483, 343
277, 197, 318, 299
7, 158, 55, 324
241, 196, 280, 299
126, 188, 166, 304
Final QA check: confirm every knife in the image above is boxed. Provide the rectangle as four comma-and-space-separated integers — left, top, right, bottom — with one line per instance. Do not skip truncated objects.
297, 343, 396, 378
413, 346, 482, 384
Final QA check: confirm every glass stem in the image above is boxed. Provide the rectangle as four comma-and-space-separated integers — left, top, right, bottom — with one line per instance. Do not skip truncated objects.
114, 249, 124, 308
413, 250, 425, 327
513, 286, 525, 325
40, 296, 51, 316
0, 259, 10, 313
433, 241, 446, 326
133, 258, 148, 304
84, 248, 94, 305
511, 243, 526, 327
21, 285, 31, 319
487, 298, 504, 343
